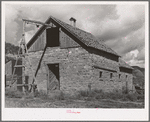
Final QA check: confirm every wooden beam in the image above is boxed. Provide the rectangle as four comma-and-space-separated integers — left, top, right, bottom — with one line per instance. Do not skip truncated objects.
92, 65, 117, 72
22, 19, 53, 27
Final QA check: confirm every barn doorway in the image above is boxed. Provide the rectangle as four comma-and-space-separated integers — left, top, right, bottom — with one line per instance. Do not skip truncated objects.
47, 63, 60, 92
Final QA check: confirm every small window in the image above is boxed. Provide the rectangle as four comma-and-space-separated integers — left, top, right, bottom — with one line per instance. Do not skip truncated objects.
119, 74, 121, 79
99, 71, 102, 78
110, 73, 113, 79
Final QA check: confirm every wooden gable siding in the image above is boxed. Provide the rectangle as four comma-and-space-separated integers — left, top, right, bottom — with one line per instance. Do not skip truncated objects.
60, 30, 80, 48
28, 28, 80, 51
28, 30, 46, 52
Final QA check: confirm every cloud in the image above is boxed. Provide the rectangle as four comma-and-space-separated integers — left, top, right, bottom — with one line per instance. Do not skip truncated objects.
4, 3, 145, 67
99, 18, 144, 41
136, 47, 145, 61
122, 49, 145, 68
104, 16, 145, 56
98, 5, 145, 40
123, 49, 139, 61
127, 59, 145, 68
5, 4, 20, 44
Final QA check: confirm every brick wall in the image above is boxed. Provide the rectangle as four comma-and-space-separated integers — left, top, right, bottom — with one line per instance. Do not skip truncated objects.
24, 46, 133, 95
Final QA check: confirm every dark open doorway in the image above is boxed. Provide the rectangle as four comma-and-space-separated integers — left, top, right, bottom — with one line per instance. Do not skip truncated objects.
47, 63, 60, 92
46, 27, 59, 47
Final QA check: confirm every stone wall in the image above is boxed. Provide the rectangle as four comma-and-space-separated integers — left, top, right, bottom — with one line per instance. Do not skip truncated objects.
24, 46, 133, 95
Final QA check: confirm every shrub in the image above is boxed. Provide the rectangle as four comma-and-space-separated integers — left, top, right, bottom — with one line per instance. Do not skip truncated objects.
5, 90, 24, 98
37, 90, 65, 100
95, 93, 105, 99
78, 90, 89, 97
93, 89, 103, 94
122, 86, 128, 94
77, 89, 139, 102
37, 90, 49, 100
105, 92, 122, 100
124, 93, 137, 101
57, 91, 65, 100
137, 94, 144, 101
77, 89, 103, 100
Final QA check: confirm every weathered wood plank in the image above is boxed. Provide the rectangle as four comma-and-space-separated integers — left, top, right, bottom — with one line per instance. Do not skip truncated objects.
60, 30, 80, 48
28, 30, 46, 52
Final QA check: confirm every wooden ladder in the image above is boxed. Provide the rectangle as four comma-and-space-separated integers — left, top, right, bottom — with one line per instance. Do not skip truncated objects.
9, 21, 37, 93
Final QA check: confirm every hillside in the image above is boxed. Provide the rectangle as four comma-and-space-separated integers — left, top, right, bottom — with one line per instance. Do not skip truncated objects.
132, 66, 145, 75
5, 42, 20, 63
5, 42, 20, 55
132, 66, 145, 88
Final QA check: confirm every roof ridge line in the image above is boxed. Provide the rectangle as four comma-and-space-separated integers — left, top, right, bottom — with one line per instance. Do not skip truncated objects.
27, 16, 120, 57
50, 16, 120, 57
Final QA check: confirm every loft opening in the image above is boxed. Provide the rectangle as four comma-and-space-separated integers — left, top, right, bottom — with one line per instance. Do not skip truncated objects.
46, 27, 60, 47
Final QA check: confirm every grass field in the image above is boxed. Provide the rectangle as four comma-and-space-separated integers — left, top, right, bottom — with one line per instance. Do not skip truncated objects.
5, 89, 144, 108
5, 97, 144, 108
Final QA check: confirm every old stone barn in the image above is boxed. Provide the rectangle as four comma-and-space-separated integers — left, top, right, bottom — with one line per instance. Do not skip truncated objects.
23, 16, 133, 95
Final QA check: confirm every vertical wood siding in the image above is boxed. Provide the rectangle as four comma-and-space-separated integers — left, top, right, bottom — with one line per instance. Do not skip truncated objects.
28, 28, 80, 51
28, 30, 46, 52
60, 30, 80, 48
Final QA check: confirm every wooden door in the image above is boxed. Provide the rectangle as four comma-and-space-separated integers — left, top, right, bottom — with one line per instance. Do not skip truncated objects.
47, 64, 60, 91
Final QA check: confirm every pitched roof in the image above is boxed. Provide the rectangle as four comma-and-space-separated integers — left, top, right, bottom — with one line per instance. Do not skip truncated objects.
27, 16, 120, 57
51, 16, 120, 56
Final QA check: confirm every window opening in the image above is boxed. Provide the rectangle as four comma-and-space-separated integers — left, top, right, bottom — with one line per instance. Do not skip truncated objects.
110, 73, 113, 79
119, 74, 121, 79
99, 71, 102, 78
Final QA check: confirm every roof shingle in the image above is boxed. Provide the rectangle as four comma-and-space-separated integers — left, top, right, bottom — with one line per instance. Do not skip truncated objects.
51, 16, 120, 56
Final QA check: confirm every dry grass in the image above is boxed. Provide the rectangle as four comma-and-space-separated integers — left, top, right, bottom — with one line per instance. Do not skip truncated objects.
77, 89, 144, 102
37, 90, 65, 100
5, 90, 25, 98
5, 88, 144, 102
5, 89, 144, 108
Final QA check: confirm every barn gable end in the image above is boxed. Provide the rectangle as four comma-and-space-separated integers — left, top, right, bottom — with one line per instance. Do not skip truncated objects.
23, 16, 134, 94
28, 24, 81, 52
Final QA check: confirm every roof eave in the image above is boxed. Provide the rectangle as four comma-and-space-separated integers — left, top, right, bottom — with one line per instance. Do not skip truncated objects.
119, 66, 133, 70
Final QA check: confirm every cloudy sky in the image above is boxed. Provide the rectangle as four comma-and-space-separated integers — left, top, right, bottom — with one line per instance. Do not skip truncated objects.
4, 2, 147, 68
